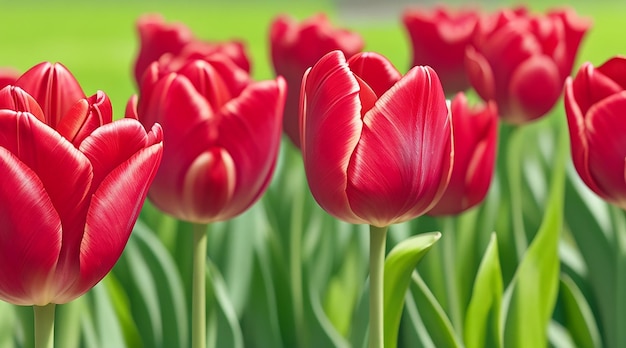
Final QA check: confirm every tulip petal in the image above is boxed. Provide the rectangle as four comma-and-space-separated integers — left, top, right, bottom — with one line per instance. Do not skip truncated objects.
585, 92, 626, 203
0, 110, 92, 234
0, 147, 61, 306
348, 52, 402, 97
597, 56, 626, 90
57, 91, 113, 147
15, 62, 86, 128
571, 62, 624, 116
465, 46, 496, 102
79, 118, 154, 189
346, 66, 451, 226
564, 77, 604, 199
507, 55, 561, 123
61, 127, 163, 303
301, 51, 364, 224
215, 78, 286, 220
134, 13, 192, 83
0, 86, 45, 122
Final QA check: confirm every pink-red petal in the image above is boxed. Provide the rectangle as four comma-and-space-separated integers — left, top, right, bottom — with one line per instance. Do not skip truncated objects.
585, 92, 626, 202
15, 62, 86, 128
346, 66, 451, 226
301, 51, 364, 224
0, 147, 62, 306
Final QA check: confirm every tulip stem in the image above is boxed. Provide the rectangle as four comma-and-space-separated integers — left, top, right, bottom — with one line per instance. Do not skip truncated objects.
192, 223, 208, 348
369, 224, 388, 348
442, 217, 462, 332
507, 126, 527, 261
34, 303, 55, 348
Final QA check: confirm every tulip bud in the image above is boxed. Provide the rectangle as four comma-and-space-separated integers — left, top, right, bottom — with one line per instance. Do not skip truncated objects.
402, 6, 480, 95
428, 92, 498, 216
270, 13, 364, 148
300, 50, 453, 227
465, 6, 590, 124
0, 62, 163, 306
131, 54, 285, 223
565, 56, 626, 209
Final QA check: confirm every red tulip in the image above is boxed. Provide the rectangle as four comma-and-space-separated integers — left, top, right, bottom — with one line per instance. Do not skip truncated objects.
300, 50, 453, 227
133, 13, 250, 84
428, 93, 498, 216
465, 7, 590, 124
129, 54, 286, 223
0, 67, 20, 89
0, 62, 163, 306
402, 6, 480, 95
270, 13, 364, 148
565, 56, 626, 209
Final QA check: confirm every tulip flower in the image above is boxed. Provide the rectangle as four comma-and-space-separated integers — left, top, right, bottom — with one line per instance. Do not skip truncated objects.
300, 50, 453, 227
270, 13, 364, 148
133, 13, 250, 84
130, 55, 285, 223
465, 7, 590, 124
402, 6, 480, 95
300, 50, 452, 347
428, 93, 498, 216
565, 56, 626, 209
0, 67, 20, 88
130, 49, 284, 348
0, 62, 163, 306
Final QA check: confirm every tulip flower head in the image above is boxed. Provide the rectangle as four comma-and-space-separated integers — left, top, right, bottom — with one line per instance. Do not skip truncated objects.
402, 6, 480, 95
565, 56, 626, 209
0, 62, 163, 306
130, 53, 286, 223
270, 13, 364, 148
465, 7, 590, 124
134, 13, 250, 84
428, 93, 498, 216
300, 50, 453, 228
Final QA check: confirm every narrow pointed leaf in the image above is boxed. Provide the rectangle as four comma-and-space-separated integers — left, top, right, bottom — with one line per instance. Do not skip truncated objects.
384, 232, 442, 348
464, 232, 503, 348
502, 123, 567, 348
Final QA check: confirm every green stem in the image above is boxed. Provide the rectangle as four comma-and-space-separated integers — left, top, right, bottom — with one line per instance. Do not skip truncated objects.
609, 206, 626, 348
369, 225, 388, 348
506, 126, 527, 261
192, 223, 208, 348
441, 217, 462, 332
290, 178, 307, 348
34, 303, 55, 348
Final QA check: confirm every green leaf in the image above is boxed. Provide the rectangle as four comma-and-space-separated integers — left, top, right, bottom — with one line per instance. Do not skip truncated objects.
206, 261, 245, 348
409, 272, 463, 348
464, 232, 503, 348
90, 281, 126, 348
384, 232, 441, 348
55, 297, 82, 348
502, 122, 567, 348
559, 274, 602, 348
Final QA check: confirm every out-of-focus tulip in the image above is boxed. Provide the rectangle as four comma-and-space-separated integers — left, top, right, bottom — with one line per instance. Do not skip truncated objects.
465, 7, 590, 124
0, 62, 163, 306
428, 92, 498, 216
129, 54, 286, 223
270, 13, 364, 148
402, 6, 480, 95
565, 56, 626, 209
300, 50, 453, 228
0, 67, 20, 88
133, 13, 250, 84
